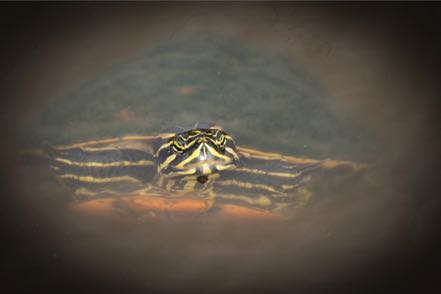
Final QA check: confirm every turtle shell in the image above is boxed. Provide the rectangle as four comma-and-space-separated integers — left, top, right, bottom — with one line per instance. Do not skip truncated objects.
20, 34, 374, 221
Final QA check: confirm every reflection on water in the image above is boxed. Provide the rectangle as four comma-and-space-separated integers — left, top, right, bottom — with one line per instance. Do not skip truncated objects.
11, 154, 388, 292
4, 5, 439, 293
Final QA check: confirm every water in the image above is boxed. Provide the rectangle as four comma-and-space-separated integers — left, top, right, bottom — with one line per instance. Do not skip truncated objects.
2, 5, 439, 293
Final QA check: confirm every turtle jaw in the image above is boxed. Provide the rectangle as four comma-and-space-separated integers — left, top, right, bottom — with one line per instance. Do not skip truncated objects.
195, 160, 237, 175
161, 158, 238, 178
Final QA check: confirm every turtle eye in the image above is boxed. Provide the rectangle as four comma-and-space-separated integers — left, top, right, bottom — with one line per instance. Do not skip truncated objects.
171, 140, 186, 153
217, 133, 227, 149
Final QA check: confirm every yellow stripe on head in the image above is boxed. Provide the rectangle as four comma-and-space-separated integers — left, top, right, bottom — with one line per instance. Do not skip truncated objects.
205, 144, 231, 162
225, 146, 240, 160
155, 140, 174, 156
175, 144, 202, 169
158, 153, 177, 173
209, 125, 223, 130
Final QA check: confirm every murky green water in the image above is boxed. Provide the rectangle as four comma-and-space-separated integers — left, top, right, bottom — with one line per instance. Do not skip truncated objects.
4, 6, 438, 292
22, 34, 376, 161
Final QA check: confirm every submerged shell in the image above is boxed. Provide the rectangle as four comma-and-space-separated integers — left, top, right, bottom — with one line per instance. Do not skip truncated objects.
20, 34, 375, 162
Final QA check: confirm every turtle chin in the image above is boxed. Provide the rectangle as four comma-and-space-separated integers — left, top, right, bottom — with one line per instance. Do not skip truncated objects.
195, 161, 236, 175
164, 160, 236, 179
192, 162, 235, 184
175, 161, 236, 177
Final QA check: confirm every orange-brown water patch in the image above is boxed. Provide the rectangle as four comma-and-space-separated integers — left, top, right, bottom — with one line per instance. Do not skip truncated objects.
217, 204, 284, 221
179, 86, 193, 96
69, 195, 284, 222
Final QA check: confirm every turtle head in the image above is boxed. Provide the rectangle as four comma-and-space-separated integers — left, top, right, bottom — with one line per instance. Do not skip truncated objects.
154, 127, 240, 178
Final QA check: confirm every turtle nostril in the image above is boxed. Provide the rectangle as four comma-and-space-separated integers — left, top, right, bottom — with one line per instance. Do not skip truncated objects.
197, 175, 208, 184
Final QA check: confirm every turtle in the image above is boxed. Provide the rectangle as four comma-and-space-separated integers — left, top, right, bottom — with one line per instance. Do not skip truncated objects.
46, 122, 367, 221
